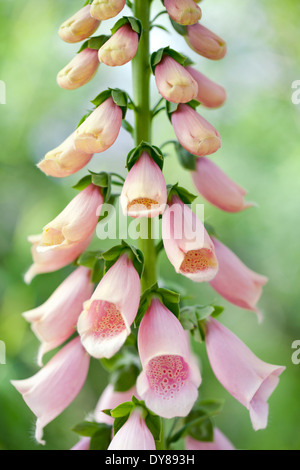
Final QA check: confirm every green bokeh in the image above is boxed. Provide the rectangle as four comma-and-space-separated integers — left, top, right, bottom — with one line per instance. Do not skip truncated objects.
0, 0, 299, 450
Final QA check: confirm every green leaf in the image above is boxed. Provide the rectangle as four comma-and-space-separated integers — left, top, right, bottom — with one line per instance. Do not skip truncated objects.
78, 35, 110, 53
151, 47, 193, 74
90, 427, 112, 450
110, 402, 134, 418
179, 305, 224, 342
135, 283, 180, 327
145, 414, 162, 442
165, 100, 179, 121
76, 250, 102, 269
170, 18, 187, 36
111, 364, 140, 393
72, 421, 110, 438
73, 175, 92, 191
91, 89, 112, 108
102, 241, 144, 278
113, 414, 130, 436
174, 142, 197, 171
111, 16, 142, 37
126, 141, 164, 171
167, 183, 197, 205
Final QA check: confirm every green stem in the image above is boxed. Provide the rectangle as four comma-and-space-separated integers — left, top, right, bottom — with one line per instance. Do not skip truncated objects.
132, 0, 157, 292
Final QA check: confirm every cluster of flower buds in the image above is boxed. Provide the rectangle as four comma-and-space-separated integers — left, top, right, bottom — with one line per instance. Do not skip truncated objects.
12, 0, 285, 451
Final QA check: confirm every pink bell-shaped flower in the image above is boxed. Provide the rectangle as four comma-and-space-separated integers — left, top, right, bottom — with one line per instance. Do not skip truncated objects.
59, 5, 100, 44
205, 318, 285, 431
164, 0, 202, 26
98, 24, 139, 67
57, 48, 99, 90
186, 23, 227, 60
162, 196, 219, 282
137, 298, 201, 419
77, 254, 141, 359
108, 409, 156, 450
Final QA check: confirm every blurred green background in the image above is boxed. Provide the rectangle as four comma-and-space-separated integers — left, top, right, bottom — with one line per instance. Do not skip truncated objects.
0, 0, 300, 450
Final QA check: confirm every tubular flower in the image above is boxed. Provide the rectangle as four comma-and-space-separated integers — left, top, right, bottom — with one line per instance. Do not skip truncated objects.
74, 97, 123, 154
37, 133, 93, 178
137, 298, 201, 419
77, 254, 141, 359
171, 104, 221, 157
25, 184, 103, 283
164, 0, 202, 26
155, 55, 198, 104
162, 196, 218, 282
120, 152, 167, 218
98, 24, 139, 67
108, 409, 156, 450
186, 66, 227, 108
90, 0, 126, 21
205, 318, 286, 431
23, 267, 94, 366
11, 337, 90, 445
58, 5, 100, 44
192, 157, 255, 213
186, 428, 235, 450
186, 23, 227, 60
57, 48, 100, 91
209, 237, 268, 317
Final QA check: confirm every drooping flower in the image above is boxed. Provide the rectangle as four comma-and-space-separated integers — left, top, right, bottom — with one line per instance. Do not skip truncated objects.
186, 23, 227, 60
171, 104, 221, 157
108, 409, 156, 450
59, 5, 100, 44
164, 0, 202, 26
154, 55, 198, 104
11, 337, 90, 445
23, 267, 94, 366
137, 298, 201, 419
77, 254, 141, 359
205, 318, 285, 431
192, 157, 255, 212
162, 196, 219, 282
57, 48, 100, 90
37, 132, 93, 178
25, 184, 103, 283
209, 237, 268, 317
98, 24, 139, 67
186, 66, 227, 108
90, 0, 126, 21
74, 97, 123, 154
120, 152, 167, 218
186, 428, 235, 450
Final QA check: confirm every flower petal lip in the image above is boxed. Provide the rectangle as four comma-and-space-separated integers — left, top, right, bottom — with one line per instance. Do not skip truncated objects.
171, 104, 221, 157
59, 5, 100, 44
155, 55, 198, 104
98, 24, 139, 67
164, 0, 202, 26
205, 318, 285, 431
90, 0, 126, 21
11, 337, 90, 445
186, 66, 227, 109
23, 266, 94, 366
120, 152, 168, 219
209, 237, 268, 315
108, 409, 156, 450
74, 97, 123, 154
57, 48, 100, 91
192, 157, 256, 213
37, 132, 93, 178
78, 254, 141, 359
186, 23, 227, 60
162, 196, 219, 282
137, 298, 201, 419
